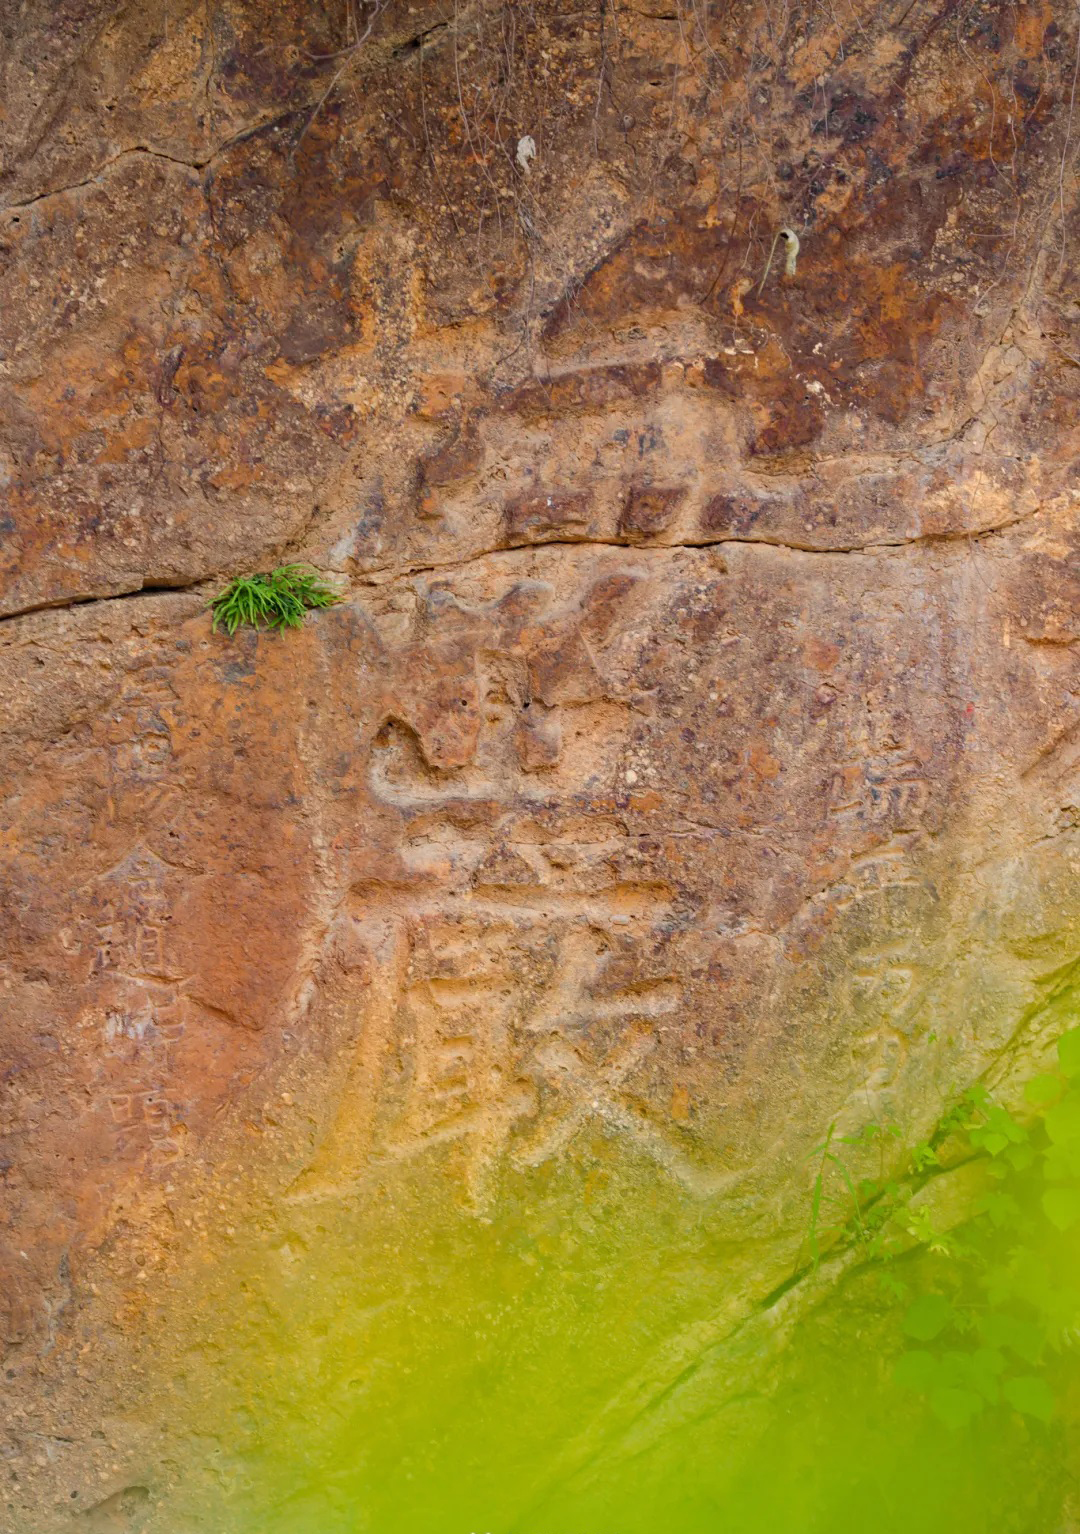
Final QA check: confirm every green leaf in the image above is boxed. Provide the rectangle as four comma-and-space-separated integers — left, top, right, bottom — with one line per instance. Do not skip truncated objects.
1006, 1141, 1035, 1172
878, 1270, 909, 1302
931, 1349, 1002, 1405
929, 1386, 983, 1430
970, 1104, 1027, 1156
1025, 1073, 1063, 1106
968, 1347, 1006, 1402
977, 1191, 1021, 1228
1045, 1094, 1080, 1146
1003, 1374, 1054, 1423
1057, 1028, 1080, 1078
903, 1293, 954, 1343
1042, 1185, 1080, 1232
1043, 1141, 1080, 1180
911, 1141, 939, 1172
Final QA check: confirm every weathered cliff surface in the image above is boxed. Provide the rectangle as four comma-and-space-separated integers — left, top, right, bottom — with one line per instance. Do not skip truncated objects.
0, 0, 1078, 1527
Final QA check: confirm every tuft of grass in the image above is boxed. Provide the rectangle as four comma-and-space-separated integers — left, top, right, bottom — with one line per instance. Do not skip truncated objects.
209, 565, 343, 636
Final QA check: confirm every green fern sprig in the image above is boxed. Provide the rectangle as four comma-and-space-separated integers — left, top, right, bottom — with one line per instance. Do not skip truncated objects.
209, 565, 343, 635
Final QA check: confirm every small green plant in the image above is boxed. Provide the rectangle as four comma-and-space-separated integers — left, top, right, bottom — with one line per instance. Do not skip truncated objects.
803, 1116, 904, 1269
803, 1019, 1080, 1432
209, 565, 343, 635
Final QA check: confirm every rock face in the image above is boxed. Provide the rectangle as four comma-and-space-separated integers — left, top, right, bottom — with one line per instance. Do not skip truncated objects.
0, 0, 1078, 1528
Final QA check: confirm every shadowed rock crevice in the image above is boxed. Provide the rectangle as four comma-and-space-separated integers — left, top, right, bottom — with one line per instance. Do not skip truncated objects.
0, 578, 209, 627
1, 119, 299, 214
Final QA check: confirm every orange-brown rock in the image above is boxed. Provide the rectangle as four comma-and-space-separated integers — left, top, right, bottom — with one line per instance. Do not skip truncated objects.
0, 0, 1078, 1527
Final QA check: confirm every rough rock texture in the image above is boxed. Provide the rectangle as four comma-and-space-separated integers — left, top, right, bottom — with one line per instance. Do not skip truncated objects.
0, 0, 1078, 1527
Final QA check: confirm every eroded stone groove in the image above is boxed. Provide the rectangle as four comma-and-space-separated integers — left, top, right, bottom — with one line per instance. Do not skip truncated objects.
0, 0, 1078, 1527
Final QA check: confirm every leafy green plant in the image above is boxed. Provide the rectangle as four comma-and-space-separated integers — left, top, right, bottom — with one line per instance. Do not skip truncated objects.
801, 1022, 1080, 1433
803, 1119, 899, 1267
209, 565, 343, 635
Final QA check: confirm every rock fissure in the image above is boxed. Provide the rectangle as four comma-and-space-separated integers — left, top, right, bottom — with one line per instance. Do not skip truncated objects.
365, 514, 1046, 585
0, 508, 1044, 632
1, 108, 309, 215
0, 579, 207, 629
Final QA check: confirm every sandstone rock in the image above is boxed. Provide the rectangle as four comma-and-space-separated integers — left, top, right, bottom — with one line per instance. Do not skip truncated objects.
0, 0, 1077, 1527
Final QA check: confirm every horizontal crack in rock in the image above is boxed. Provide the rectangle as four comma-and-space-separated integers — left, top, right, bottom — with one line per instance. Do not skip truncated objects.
364, 514, 1043, 583
0, 580, 207, 628
3, 507, 1040, 631
1, 109, 305, 214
